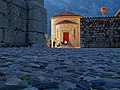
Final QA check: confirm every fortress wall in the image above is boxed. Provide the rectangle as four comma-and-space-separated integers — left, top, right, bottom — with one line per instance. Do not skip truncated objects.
0, 0, 47, 47
81, 17, 120, 48
25, 0, 44, 6
27, 1, 47, 44
0, 1, 8, 43
0, 0, 27, 47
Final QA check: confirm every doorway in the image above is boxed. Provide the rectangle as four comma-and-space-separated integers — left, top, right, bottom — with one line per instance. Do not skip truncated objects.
63, 32, 69, 42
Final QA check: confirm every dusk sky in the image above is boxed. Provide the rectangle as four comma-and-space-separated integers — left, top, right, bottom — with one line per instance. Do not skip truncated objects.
0, 1, 120, 89
45, 0, 120, 37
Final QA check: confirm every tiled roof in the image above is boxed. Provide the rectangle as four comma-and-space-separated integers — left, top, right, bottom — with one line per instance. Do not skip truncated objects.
52, 11, 83, 18
115, 10, 120, 17
56, 20, 78, 25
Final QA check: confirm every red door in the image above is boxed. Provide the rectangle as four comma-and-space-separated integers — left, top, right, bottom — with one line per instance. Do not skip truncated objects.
63, 32, 69, 42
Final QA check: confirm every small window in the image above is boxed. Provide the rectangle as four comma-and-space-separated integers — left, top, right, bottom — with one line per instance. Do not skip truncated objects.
74, 28, 75, 38
57, 28, 59, 39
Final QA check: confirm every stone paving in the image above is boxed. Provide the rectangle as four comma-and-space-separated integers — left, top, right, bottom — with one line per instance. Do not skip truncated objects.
0, 47, 120, 90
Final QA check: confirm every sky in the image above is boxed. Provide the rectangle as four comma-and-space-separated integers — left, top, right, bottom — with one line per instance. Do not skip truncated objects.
44, 0, 120, 37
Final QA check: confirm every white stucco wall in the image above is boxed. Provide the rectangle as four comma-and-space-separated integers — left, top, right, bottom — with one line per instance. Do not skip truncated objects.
51, 17, 80, 48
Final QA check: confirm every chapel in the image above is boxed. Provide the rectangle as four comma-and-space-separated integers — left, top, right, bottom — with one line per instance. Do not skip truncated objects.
115, 10, 120, 17
51, 10, 83, 48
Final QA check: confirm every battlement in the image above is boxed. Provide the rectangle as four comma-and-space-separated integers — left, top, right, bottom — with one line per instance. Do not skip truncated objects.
81, 16, 120, 19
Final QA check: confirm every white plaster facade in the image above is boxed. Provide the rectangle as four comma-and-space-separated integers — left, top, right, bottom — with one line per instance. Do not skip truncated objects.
51, 11, 83, 48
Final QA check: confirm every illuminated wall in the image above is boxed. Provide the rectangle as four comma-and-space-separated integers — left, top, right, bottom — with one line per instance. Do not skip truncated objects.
51, 17, 80, 48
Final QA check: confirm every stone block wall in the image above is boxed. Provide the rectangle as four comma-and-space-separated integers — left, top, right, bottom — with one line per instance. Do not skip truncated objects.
27, 0, 47, 45
80, 17, 120, 48
0, 0, 27, 47
25, 0, 44, 6
0, 0, 47, 47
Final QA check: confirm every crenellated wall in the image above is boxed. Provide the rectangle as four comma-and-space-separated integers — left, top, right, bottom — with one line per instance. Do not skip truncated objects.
0, 0, 47, 47
80, 17, 120, 48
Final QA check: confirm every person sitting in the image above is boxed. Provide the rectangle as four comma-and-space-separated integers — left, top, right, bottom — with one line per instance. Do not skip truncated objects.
60, 41, 63, 46
57, 43, 60, 47
64, 40, 67, 45
68, 41, 71, 46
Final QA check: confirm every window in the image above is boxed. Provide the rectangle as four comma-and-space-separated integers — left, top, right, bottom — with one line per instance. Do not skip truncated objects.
74, 28, 75, 38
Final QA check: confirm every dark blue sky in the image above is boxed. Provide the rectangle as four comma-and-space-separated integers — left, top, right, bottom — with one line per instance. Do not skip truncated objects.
45, 0, 120, 37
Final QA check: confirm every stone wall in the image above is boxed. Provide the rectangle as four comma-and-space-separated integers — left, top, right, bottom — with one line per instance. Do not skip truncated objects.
25, 0, 44, 6
0, 0, 47, 47
0, 0, 27, 47
27, 0, 47, 45
80, 17, 120, 48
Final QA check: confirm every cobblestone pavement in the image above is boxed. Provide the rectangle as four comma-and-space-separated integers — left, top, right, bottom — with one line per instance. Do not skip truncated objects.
0, 47, 120, 90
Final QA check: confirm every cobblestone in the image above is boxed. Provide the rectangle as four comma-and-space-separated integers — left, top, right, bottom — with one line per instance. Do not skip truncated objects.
0, 48, 120, 90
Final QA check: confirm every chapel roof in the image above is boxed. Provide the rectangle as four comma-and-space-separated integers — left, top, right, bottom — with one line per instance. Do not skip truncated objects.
56, 20, 78, 25
115, 10, 120, 17
52, 11, 83, 18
